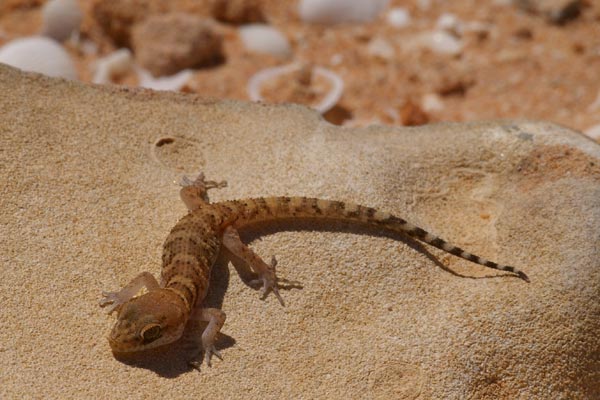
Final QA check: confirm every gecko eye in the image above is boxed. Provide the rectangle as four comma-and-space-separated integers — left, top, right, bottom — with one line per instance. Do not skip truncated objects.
140, 324, 162, 344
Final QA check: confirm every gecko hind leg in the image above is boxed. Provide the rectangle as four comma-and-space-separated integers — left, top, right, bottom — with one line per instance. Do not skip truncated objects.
222, 226, 284, 306
99, 272, 159, 314
179, 172, 227, 210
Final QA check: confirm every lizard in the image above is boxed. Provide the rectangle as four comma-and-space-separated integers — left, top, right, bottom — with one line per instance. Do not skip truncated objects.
100, 172, 529, 367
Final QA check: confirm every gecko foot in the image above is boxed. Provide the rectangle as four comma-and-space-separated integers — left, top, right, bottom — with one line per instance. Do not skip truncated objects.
187, 340, 223, 371
204, 345, 223, 367
179, 172, 227, 191
179, 172, 227, 206
249, 256, 285, 306
99, 291, 123, 314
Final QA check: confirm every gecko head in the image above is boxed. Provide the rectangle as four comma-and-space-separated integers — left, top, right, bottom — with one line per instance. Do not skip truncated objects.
108, 289, 187, 353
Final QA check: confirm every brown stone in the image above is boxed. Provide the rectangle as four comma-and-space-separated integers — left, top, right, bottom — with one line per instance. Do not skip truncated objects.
131, 13, 224, 77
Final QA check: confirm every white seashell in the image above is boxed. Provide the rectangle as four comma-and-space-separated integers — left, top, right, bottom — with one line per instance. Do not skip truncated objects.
92, 49, 133, 84
0, 36, 77, 79
239, 24, 291, 58
247, 63, 344, 114
136, 67, 193, 91
386, 7, 411, 28
41, 0, 83, 42
298, 0, 389, 25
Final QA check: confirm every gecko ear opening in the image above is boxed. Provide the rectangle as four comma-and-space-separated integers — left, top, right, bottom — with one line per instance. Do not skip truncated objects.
140, 324, 162, 344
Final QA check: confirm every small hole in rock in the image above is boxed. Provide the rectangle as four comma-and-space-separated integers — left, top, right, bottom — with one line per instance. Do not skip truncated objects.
155, 137, 175, 147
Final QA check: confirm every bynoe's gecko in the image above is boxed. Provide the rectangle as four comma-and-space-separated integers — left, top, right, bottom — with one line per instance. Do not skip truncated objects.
100, 173, 528, 367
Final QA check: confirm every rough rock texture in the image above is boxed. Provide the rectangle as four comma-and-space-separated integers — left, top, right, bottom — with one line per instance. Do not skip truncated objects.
1, 64, 598, 399
131, 13, 223, 77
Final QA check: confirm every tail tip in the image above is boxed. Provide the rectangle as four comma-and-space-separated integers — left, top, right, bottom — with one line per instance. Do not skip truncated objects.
517, 270, 530, 283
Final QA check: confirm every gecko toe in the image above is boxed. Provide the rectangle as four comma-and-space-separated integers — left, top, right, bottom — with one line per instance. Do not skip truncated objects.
204, 345, 223, 367
99, 291, 122, 314
248, 256, 285, 306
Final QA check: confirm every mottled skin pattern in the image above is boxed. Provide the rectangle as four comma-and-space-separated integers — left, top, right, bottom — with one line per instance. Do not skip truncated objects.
100, 173, 529, 367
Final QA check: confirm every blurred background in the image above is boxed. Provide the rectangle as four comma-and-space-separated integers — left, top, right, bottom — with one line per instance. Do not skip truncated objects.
0, 0, 598, 140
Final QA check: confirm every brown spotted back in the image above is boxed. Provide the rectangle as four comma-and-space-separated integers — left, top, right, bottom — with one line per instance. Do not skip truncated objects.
161, 207, 225, 311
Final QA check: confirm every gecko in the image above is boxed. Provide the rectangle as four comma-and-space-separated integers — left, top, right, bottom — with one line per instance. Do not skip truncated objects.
100, 172, 529, 367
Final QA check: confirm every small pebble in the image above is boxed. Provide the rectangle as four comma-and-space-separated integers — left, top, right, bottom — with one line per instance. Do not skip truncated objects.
400, 100, 430, 126
239, 24, 291, 58
92, 0, 166, 47
213, 0, 265, 24
367, 37, 395, 61
436, 13, 462, 35
418, 30, 463, 55
131, 14, 223, 77
298, 0, 389, 25
421, 93, 445, 112
0, 36, 77, 79
515, 0, 583, 25
386, 7, 411, 28
41, 0, 82, 42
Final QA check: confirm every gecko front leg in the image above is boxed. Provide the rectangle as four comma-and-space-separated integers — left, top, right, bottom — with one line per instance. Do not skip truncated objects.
188, 307, 226, 369
99, 272, 160, 314
179, 172, 227, 210
222, 226, 284, 306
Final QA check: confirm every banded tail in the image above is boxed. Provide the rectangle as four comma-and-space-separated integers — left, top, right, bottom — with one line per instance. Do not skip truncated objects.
217, 196, 529, 282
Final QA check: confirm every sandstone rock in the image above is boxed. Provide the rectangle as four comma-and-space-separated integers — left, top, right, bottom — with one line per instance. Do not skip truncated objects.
1, 63, 598, 399
131, 13, 223, 77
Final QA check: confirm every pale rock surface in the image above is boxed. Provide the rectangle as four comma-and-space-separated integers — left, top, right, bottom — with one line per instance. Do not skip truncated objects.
131, 13, 223, 77
1, 64, 598, 399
